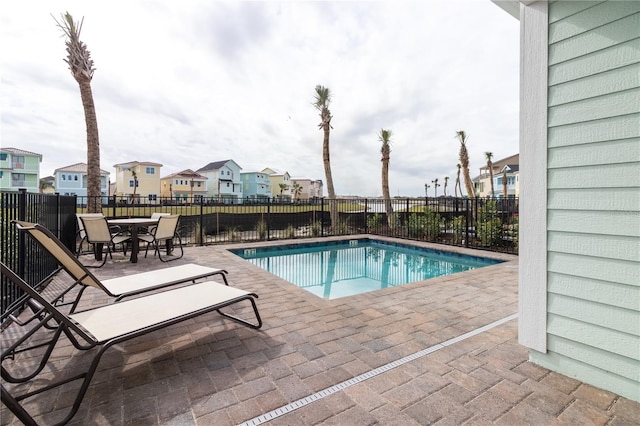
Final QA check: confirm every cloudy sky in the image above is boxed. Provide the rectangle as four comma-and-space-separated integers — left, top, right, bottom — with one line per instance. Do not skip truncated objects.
1, 0, 519, 197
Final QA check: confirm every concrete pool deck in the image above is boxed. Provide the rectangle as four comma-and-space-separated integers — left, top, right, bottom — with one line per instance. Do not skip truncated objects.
2, 236, 638, 425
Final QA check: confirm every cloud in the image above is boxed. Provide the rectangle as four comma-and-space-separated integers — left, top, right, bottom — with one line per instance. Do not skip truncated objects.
1, 0, 519, 196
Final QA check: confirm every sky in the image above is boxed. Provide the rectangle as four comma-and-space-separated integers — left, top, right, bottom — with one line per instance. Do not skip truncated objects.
1, 0, 519, 197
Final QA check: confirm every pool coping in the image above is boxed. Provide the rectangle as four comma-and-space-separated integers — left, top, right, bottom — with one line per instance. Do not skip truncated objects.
225, 235, 513, 301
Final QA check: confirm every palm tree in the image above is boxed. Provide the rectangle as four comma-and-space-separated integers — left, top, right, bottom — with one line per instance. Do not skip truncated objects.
503, 168, 508, 198
379, 129, 393, 226
455, 164, 462, 198
432, 178, 440, 197
292, 182, 302, 201
129, 168, 138, 204
425, 183, 430, 197
443, 176, 449, 197
313, 85, 338, 232
455, 131, 475, 198
485, 151, 495, 197
54, 12, 102, 213
278, 183, 289, 201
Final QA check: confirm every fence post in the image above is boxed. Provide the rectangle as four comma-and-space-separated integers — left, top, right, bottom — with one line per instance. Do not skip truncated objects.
55, 193, 61, 239
199, 197, 204, 246
17, 189, 27, 278
364, 199, 368, 233
465, 198, 470, 248
405, 198, 410, 238
267, 198, 271, 241
321, 198, 325, 236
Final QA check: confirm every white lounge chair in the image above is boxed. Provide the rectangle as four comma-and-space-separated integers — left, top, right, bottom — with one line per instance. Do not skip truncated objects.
12, 221, 230, 313
0, 261, 262, 426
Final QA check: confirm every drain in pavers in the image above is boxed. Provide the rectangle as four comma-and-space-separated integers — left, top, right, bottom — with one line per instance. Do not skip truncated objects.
238, 313, 518, 426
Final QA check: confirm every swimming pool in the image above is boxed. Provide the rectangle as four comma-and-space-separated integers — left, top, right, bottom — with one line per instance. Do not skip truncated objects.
230, 239, 503, 299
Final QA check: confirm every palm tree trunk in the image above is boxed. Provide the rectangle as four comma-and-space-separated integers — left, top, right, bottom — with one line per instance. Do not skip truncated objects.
381, 154, 392, 227
503, 170, 508, 198
488, 164, 495, 197
323, 127, 338, 231
463, 167, 475, 198
80, 81, 102, 213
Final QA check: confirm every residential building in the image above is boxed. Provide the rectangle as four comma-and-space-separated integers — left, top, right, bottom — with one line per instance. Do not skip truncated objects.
240, 171, 272, 202
290, 177, 323, 200
160, 169, 208, 203
0, 147, 42, 193
54, 163, 110, 203
113, 161, 163, 204
494, 0, 639, 401
473, 153, 519, 197
197, 160, 243, 203
262, 167, 292, 201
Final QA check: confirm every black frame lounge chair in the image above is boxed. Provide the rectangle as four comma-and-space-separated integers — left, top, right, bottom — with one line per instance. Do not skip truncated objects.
138, 214, 184, 262
0, 261, 262, 425
10, 221, 229, 314
78, 216, 131, 267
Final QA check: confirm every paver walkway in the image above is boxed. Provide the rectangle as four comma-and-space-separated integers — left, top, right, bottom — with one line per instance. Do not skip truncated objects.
2, 236, 638, 425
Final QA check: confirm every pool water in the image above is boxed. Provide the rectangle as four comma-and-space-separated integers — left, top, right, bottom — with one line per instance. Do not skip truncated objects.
230, 239, 503, 299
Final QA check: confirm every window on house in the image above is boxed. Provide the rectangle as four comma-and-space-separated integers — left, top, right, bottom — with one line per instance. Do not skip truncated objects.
74, 175, 78, 181
148, 194, 157, 201
226, 182, 230, 187
12, 156, 25, 169
0, 153, 7, 161
146, 167, 155, 174
175, 179, 179, 185
197, 182, 201, 187
129, 180, 138, 187
0, 171, 3, 178
62, 175, 66, 181
12, 173, 25, 186
68, 175, 72, 180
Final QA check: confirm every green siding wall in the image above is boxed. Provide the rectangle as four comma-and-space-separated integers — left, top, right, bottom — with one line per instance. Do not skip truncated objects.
539, 0, 640, 402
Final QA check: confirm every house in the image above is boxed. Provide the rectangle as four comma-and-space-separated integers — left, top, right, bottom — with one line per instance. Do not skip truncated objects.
0, 147, 42, 193
54, 163, 110, 203
494, 0, 639, 401
113, 161, 163, 204
290, 177, 323, 200
473, 153, 519, 197
262, 167, 292, 201
197, 160, 243, 203
240, 171, 272, 202
160, 169, 208, 203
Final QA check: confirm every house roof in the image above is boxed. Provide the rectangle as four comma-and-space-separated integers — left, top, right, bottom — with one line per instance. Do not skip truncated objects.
197, 159, 242, 172
114, 161, 163, 168
161, 169, 208, 180
491, 0, 521, 19
1, 147, 43, 160
501, 164, 520, 173
54, 163, 110, 175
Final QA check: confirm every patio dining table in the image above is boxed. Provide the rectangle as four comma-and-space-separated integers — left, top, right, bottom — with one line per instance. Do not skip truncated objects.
108, 218, 159, 263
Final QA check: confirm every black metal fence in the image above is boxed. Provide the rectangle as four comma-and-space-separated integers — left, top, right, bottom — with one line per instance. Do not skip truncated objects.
2, 192, 518, 314
1, 190, 77, 314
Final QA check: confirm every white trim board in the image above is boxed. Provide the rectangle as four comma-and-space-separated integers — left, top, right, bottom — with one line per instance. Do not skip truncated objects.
518, 0, 548, 353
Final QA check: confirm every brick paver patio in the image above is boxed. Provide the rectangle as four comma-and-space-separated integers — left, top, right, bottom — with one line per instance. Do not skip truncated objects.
2, 236, 638, 425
